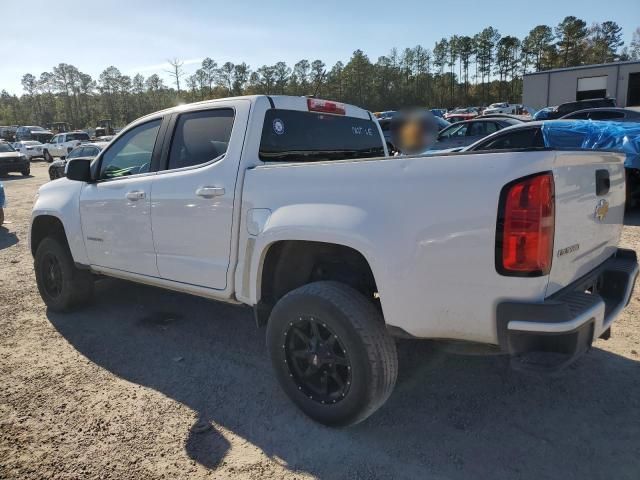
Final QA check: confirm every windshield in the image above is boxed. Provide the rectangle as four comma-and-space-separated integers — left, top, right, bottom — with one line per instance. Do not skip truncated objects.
260, 109, 385, 162
0, 143, 16, 153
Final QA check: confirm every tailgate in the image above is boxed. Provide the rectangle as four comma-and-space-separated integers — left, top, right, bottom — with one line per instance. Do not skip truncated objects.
546, 151, 626, 295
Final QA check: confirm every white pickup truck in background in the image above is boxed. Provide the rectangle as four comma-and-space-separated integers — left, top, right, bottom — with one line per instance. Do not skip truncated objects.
483, 102, 520, 114
30, 95, 638, 426
42, 131, 91, 162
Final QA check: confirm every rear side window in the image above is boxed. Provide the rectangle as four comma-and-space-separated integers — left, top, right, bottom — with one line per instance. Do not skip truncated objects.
468, 122, 491, 136
439, 123, 468, 139
566, 111, 590, 119
260, 109, 385, 162
475, 128, 544, 151
589, 110, 624, 120
168, 109, 234, 170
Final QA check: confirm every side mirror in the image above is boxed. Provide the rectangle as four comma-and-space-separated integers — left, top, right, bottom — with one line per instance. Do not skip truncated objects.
66, 158, 94, 182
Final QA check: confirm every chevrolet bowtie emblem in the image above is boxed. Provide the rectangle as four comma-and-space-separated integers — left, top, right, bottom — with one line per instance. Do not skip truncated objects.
594, 199, 609, 221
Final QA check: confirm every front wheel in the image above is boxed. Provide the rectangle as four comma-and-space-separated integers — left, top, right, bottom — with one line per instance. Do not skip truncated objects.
21, 166, 30, 176
43, 150, 53, 163
34, 237, 94, 312
266, 281, 398, 426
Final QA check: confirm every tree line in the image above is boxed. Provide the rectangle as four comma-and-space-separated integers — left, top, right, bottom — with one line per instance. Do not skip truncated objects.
1, 17, 639, 129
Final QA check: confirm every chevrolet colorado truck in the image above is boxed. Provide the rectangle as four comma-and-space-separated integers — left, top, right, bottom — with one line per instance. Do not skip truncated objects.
30, 95, 638, 426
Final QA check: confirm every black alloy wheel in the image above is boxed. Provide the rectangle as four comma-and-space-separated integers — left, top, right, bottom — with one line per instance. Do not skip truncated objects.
39, 252, 63, 299
284, 316, 351, 404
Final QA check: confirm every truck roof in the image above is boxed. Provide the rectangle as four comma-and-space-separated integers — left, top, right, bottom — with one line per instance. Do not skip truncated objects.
136, 95, 372, 125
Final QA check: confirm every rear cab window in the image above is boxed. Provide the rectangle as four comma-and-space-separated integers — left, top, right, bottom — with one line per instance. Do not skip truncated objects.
67, 132, 90, 141
259, 109, 385, 162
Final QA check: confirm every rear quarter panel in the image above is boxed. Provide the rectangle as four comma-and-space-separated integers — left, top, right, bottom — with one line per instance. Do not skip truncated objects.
239, 151, 567, 344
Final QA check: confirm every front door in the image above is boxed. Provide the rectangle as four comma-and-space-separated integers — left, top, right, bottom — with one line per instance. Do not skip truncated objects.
80, 118, 163, 277
150, 101, 249, 289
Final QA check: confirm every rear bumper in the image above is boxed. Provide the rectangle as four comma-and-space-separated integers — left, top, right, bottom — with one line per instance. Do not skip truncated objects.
497, 248, 638, 372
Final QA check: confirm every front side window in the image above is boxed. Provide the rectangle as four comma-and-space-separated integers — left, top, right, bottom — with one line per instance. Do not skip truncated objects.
167, 109, 234, 170
99, 119, 161, 179
260, 109, 385, 162
50, 135, 58, 144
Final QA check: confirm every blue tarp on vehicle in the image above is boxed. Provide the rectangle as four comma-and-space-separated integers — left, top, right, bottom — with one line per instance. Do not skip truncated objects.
541, 120, 640, 169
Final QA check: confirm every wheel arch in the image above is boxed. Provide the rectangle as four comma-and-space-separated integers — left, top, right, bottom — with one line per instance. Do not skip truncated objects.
30, 214, 68, 257
251, 237, 382, 326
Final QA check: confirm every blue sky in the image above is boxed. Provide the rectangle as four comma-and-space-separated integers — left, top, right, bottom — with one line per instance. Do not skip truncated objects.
1, 0, 638, 95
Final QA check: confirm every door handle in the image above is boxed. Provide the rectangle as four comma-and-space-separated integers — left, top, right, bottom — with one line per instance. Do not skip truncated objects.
126, 190, 146, 201
195, 186, 225, 198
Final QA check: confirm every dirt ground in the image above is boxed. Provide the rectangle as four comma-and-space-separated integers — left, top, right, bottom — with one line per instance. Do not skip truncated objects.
0, 161, 639, 480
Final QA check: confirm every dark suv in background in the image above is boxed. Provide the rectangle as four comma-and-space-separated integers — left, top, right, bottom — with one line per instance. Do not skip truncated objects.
546, 98, 617, 119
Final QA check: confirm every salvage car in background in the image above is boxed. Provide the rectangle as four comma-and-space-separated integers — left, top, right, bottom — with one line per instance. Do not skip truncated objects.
12, 140, 44, 160
15, 125, 53, 143
443, 107, 478, 122
0, 142, 30, 177
465, 120, 640, 208
560, 107, 640, 122
542, 98, 617, 120
426, 117, 523, 151
49, 142, 107, 180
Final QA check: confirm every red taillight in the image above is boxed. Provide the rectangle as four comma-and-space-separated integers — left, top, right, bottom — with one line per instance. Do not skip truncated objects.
497, 172, 555, 276
307, 98, 345, 115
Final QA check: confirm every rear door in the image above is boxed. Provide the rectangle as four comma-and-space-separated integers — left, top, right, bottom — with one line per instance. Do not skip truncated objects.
150, 100, 250, 290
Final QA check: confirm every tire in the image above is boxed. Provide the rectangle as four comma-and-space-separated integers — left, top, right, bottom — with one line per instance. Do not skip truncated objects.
0, 208, 4, 226
44, 150, 53, 163
34, 237, 94, 312
22, 166, 30, 176
266, 281, 397, 426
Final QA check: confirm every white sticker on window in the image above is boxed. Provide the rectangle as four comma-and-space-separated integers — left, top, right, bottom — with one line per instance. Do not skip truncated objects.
273, 118, 285, 135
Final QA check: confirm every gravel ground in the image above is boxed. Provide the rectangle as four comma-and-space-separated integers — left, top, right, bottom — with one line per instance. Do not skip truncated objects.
1, 162, 639, 480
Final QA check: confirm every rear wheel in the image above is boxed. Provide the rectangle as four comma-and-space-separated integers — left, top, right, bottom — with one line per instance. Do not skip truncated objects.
34, 237, 94, 312
0, 208, 4, 226
267, 281, 397, 426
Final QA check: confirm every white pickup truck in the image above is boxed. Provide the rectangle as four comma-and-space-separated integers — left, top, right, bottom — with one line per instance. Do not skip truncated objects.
42, 131, 91, 162
483, 102, 520, 115
30, 95, 638, 426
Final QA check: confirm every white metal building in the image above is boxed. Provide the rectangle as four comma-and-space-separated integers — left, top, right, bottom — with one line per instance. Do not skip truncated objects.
523, 60, 640, 109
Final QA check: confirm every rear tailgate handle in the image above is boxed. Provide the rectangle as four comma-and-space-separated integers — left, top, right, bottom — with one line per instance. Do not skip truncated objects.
595, 169, 610, 196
